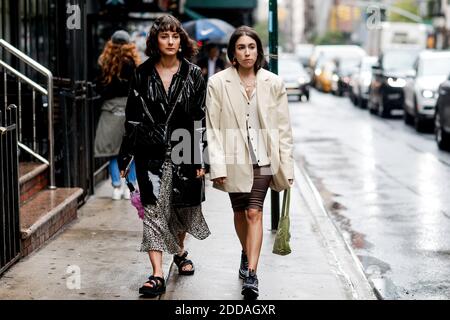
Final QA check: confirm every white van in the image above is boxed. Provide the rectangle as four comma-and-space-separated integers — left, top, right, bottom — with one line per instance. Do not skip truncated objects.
365, 22, 429, 56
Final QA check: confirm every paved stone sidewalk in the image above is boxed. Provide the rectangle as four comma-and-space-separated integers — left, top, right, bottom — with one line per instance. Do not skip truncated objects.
0, 164, 376, 300
162, 163, 376, 300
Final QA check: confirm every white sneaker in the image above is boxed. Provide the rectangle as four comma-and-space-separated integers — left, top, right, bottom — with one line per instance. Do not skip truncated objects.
123, 188, 131, 200
112, 187, 123, 200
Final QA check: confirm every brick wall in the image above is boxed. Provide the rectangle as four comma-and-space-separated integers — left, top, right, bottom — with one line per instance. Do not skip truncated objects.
20, 172, 48, 205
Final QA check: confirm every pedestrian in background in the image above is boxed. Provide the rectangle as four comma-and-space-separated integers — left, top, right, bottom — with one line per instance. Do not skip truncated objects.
118, 15, 210, 298
197, 43, 226, 82
94, 30, 140, 200
205, 26, 294, 299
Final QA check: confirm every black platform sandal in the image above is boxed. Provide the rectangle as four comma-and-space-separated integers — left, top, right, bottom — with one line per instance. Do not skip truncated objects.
139, 275, 166, 297
173, 251, 195, 275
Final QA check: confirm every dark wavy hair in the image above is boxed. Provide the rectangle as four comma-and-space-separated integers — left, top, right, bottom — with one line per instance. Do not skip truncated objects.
145, 15, 198, 61
227, 26, 265, 73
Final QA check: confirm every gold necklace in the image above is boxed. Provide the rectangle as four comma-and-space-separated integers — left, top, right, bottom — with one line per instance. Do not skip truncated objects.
239, 75, 256, 93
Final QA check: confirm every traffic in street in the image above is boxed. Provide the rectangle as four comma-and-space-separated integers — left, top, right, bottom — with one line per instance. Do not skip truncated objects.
289, 88, 450, 299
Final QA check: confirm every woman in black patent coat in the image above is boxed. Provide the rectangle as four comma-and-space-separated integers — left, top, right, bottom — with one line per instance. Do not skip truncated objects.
118, 15, 210, 297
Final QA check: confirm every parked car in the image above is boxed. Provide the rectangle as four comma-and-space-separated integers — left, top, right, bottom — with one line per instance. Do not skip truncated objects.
331, 56, 363, 96
310, 45, 366, 92
279, 55, 311, 101
435, 77, 450, 150
403, 50, 450, 132
368, 49, 420, 117
349, 56, 378, 108
314, 58, 336, 93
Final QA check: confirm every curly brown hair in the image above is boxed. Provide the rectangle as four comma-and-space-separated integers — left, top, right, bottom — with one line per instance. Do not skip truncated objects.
145, 15, 198, 61
98, 40, 141, 85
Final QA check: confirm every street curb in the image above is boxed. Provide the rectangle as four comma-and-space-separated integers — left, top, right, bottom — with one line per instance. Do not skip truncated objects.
295, 163, 382, 300
161, 261, 175, 300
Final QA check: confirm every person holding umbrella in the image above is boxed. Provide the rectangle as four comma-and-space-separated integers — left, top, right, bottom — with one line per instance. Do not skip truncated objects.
197, 43, 226, 82
205, 26, 294, 300
118, 15, 210, 298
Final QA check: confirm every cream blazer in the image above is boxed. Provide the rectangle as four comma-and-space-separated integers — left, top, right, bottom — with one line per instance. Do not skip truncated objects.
205, 67, 294, 193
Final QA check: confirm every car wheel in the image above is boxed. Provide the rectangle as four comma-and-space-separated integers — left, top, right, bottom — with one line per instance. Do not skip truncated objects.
414, 117, 427, 132
435, 110, 450, 150
358, 97, 367, 109
403, 103, 414, 125
368, 98, 377, 114
414, 98, 427, 132
378, 97, 390, 118
305, 91, 310, 101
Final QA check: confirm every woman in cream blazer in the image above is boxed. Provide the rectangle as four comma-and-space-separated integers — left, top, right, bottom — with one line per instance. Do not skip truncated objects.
205, 26, 294, 300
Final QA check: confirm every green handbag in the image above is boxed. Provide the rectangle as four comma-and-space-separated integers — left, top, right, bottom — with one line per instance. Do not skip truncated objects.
272, 188, 291, 256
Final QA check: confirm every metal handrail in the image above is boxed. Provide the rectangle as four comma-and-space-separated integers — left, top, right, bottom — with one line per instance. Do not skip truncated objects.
0, 38, 55, 189
18, 142, 50, 165
0, 60, 48, 95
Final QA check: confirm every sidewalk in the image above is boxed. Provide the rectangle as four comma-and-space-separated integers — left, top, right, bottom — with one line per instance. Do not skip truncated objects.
163, 163, 376, 300
0, 163, 377, 300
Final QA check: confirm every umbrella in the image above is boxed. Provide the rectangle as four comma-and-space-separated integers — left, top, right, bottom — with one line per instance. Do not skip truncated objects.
182, 18, 235, 44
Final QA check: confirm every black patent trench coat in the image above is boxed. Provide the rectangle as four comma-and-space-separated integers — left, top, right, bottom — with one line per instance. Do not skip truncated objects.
118, 58, 207, 207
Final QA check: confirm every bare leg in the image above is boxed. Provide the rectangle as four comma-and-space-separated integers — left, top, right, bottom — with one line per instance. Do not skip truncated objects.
234, 210, 248, 253
143, 250, 163, 288
245, 208, 263, 271
177, 232, 193, 272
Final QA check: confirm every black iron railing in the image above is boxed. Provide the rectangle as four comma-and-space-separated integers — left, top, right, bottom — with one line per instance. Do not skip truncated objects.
0, 104, 21, 276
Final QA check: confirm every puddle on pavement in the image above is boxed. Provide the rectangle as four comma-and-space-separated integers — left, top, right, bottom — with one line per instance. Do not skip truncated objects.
299, 156, 408, 299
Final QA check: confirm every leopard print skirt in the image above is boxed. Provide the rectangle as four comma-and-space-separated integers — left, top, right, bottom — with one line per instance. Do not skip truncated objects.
140, 160, 210, 254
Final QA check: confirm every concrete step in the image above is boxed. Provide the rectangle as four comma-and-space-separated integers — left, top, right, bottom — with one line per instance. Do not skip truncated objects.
20, 188, 83, 257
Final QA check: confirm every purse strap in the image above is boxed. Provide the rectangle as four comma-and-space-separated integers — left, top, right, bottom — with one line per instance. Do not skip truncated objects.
281, 188, 291, 218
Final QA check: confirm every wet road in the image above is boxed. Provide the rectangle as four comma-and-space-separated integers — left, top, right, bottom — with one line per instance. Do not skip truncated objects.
290, 89, 450, 299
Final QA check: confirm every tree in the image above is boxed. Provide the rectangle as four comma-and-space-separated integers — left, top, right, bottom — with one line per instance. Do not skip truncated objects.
253, 20, 287, 51
389, 0, 420, 22
313, 31, 347, 45
253, 20, 269, 48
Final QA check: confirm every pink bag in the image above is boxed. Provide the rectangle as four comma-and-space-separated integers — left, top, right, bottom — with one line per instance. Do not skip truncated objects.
124, 156, 144, 220
128, 182, 145, 220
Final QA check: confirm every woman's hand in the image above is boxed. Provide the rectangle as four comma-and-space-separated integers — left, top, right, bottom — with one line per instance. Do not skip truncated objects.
212, 177, 226, 185
196, 168, 206, 178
